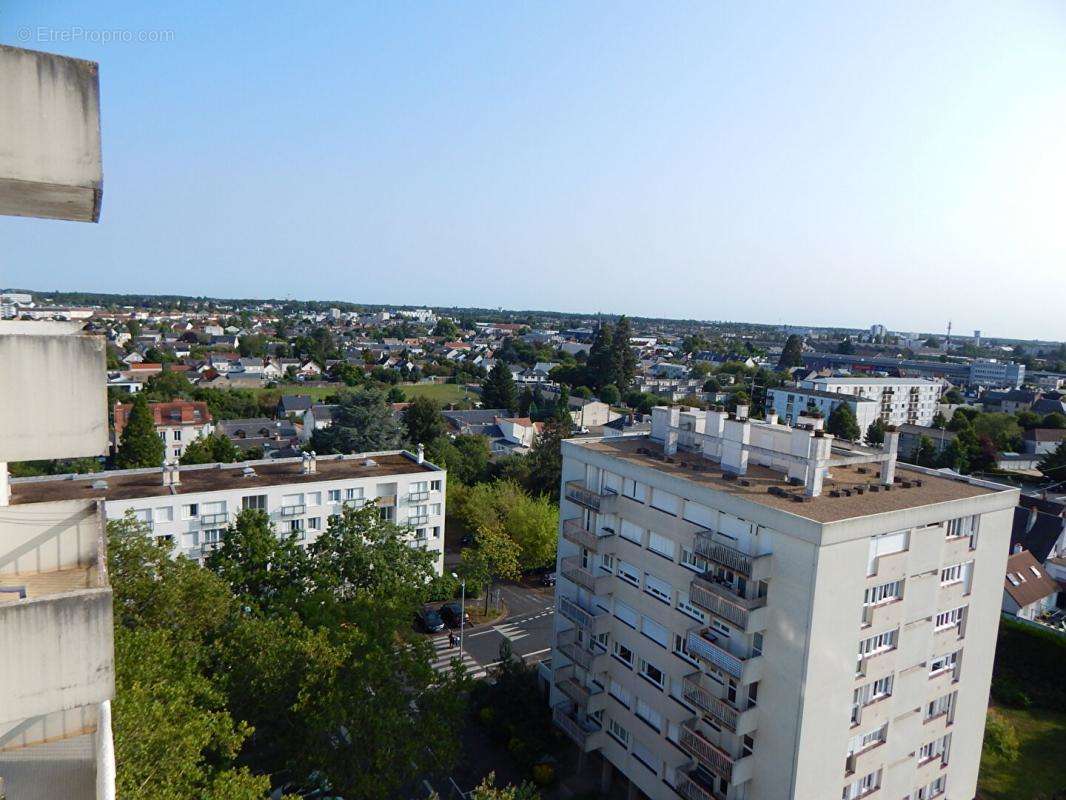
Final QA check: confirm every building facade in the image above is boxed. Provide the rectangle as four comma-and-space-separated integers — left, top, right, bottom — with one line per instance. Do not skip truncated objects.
767, 385, 880, 436
805, 377, 943, 428
10, 450, 447, 576
968, 360, 1025, 390
548, 404, 1017, 800
113, 399, 214, 460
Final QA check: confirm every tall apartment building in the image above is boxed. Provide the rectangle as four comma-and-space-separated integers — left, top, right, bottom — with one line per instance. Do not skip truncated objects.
805, 377, 942, 428
548, 404, 1017, 800
1, 45, 115, 800
9, 450, 447, 575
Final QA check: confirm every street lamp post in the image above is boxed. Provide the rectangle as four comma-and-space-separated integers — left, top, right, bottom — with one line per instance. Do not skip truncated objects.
451, 572, 466, 659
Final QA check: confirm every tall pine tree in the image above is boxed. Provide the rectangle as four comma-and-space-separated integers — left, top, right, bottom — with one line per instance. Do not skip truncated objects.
586, 323, 615, 390
115, 393, 165, 469
610, 316, 638, 391
481, 362, 518, 412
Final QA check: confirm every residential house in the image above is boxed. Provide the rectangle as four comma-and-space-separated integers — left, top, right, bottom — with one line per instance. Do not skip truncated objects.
301, 404, 336, 443
277, 394, 314, 419
1001, 549, 1062, 621
113, 400, 213, 461
1022, 428, 1066, 456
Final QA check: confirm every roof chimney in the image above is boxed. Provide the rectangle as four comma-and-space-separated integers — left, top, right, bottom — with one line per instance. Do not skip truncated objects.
417, 442, 425, 464
302, 451, 317, 475
765, 408, 778, 426
880, 427, 899, 486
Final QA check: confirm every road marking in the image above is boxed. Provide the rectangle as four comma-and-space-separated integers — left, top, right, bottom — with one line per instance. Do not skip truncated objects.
521, 647, 551, 658
493, 622, 530, 641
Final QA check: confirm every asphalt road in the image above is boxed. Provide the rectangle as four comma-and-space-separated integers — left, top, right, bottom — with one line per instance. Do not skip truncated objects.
428, 580, 556, 680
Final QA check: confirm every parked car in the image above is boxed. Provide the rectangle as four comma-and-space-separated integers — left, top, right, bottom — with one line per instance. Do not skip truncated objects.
440, 601, 471, 629
416, 606, 446, 633
541, 571, 556, 587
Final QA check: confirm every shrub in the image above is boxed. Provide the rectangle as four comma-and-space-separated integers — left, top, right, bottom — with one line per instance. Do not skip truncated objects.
983, 710, 1020, 762
531, 763, 554, 786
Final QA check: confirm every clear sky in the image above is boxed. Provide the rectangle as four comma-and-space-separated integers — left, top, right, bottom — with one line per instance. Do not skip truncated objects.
2, 2, 1064, 339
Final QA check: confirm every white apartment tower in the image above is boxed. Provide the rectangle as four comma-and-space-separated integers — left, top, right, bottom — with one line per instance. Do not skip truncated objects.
548, 404, 1017, 800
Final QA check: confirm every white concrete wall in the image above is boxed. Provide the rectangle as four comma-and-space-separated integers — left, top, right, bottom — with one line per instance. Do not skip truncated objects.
0, 45, 102, 222
0, 322, 108, 463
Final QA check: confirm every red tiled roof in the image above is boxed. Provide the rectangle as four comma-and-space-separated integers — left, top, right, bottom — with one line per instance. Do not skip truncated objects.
114, 400, 213, 438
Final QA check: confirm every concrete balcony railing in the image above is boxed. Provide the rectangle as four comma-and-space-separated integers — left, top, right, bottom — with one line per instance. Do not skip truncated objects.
556, 628, 609, 674
690, 574, 766, 629
552, 701, 602, 752
561, 556, 613, 595
200, 511, 231, 525
408, 490, 430, 502
693, 532, 770, 579
558, 596, 610, 636
376, 495, 398, 508
679, 721, 734, 781
681, 675, 742, 732
564, 481, 617, 513
686, 627, 760, 683
676, 768, 726, 800
553, 664, 604, 709
561, 518, 615, 552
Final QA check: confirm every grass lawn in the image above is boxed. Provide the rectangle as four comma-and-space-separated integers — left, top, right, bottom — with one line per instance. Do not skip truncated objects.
271, 385, 342, 401
398, 382, 477, 406
978, 705, 1066, 799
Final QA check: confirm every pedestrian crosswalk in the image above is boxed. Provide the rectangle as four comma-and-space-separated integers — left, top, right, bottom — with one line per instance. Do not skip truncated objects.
492, 621, 530, 642
429, 634, 487, 679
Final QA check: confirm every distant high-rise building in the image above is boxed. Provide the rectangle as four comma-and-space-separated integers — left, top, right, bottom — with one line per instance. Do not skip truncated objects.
973, 330, 982, 348
869, 324, 886, 338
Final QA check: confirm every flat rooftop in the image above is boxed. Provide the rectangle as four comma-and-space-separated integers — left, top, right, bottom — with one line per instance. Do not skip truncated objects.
0, 566, 101, 602
574, 436, 1000, 524
9, 452, 435, 506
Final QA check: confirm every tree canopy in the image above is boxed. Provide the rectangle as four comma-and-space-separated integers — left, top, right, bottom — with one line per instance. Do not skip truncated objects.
115, 393, 165, 469
777, 334, 804, 369
481, 362, 518, 412
827, 403, 861, 441
403, 395, 447, 447
180, 433, 243, 465
310, 387, 404, 454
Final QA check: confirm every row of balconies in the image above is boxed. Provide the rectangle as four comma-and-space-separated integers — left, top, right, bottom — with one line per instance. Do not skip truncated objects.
686, 627, 761, 683
676, 768, 725, 800
692, 532, 770, 579
681, 674, 750, 733
689, 574, 767, 630
564, 480, 617, 512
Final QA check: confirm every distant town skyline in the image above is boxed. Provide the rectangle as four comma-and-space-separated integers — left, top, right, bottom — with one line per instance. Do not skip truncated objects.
1, 2, 1064, 338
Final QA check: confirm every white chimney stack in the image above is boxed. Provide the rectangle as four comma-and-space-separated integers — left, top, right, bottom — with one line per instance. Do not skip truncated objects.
417, 443, 425, 464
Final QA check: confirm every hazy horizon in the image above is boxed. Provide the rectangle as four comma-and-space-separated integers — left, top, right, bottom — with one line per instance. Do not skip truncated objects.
2, 2, 1064, 338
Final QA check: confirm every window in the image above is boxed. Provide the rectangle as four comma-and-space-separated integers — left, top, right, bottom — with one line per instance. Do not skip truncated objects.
848, 723, 887, 755
918, 733, 951, 766
634, 698, 661, 732
289, 519, 305, 535
648, 531, 675, 559
935, 606, 966, 632
182, 503, 199, 519
929, 650, 960, 677
432, 526, 441, 539
857, 629, 898, 672
852, 676, 893, 723
344, 487, 364, 501
641, 615, 669, 648
676, 590, 706, 623
842, 769, 881, 800
430, 503, 442, 516
607, 718, 630, 747
864, 579, 903, 606
612, 640, 634, 668
308, 517, 321, 530
924, 692, 955, 722
638, 658, 664, 689
609, 680, 631, 707
378, 506, 394, 522
673, 633, 698, 666
680, 546, 707, 573
614, 599, 638, 628
622, 478, 645, 502
173, 430, 182, 441
867, 530, 908, 575
172, 447, 182, 458
242, 495, 267, 511
742, 734, 755, 757
620, 519, 643, 544
617, 560, 640, 586
203, 528, 223, 544
281, 493, 304, 507
430, 480, 442, 491
644, 572, 672, 604
599, 553, 615, 572
328, 489, 341, 502
916, 776, 946, 799
153, 506, 174, 522
307, 491, 321, 506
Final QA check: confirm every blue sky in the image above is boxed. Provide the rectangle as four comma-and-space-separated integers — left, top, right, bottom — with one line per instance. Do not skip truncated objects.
2, 2, 1064, 338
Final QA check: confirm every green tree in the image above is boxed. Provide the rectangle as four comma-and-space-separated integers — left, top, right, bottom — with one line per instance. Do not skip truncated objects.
1044, 412, 1066, 429
586, 323, 614, 389
459, 522, 521, 613
310, 387, 404, 454
827, 403, 861, 441
432, 317, 459, 339
836, 337, 855, 355
598, 384, 621, 406
527, 418, 570, 500
1038, 440, 1066, 481
179, 433, 243, 465
777, 334, 804, 369
141, 370, 194, 401
937, 438, 970, 473
931, 411, 947, 429
610, 316, 638, 391
865, 418, 886, 446
983, 710, 1020, 762
481, 362, 518, 412
403, 396, 447, 447
912, 436, 939, 467
115, 393, 166, 469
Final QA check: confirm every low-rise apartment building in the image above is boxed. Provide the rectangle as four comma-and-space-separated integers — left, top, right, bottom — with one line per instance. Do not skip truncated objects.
9, 450, 447, 576
806, 377, 943, 428
548, 403, 1016, 800
768, 385, 880, 435
968, 360, 1025, 390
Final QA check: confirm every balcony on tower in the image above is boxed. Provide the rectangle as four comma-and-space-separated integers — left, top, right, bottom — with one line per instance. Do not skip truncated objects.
560, 555, 613, 594
563, 481, 617, 513
689, 573, 767, 630
686, 626, 762, 683
558, 595, 611, 637
561, 517, 615, 552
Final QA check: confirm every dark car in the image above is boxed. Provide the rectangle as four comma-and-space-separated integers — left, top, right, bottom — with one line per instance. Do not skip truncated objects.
440, 602, 471, 629
416, 606, 446, 633
540, 571, 557, 587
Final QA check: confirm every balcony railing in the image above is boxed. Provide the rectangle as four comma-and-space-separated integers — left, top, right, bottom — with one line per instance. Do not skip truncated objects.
686, 628, 752, 680
557, 630, 607, 673
679, 722, 734, 781
564, 481, 615, 512
376, 495, 397, 507
279, 505, 305, 517
693, 533, 768, 578
552, 701, 600, 749
561, 556, 612, 594
690, 575, 766, 629
559, 596, 608, 634
408, 490, 430, 502
676, 769, 725, 800
342, 497, 366, 508
199, 512, 230, 526
408, 515, 429, 526
682, 675, 740, 732
561, 518, 606, 551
